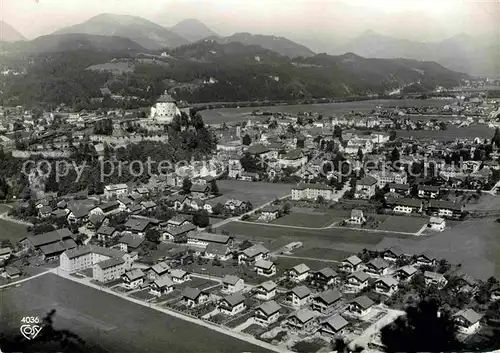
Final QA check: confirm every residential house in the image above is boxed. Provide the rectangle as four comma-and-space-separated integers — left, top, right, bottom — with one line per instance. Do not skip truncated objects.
224, 199, 248, 213
346, 271, 370, 291
288, 263, 310, 282
395, 265, 417, 282
428, 217, 446, 231
218, 293, 246, 316
454, 309, 482, 334
388, 183, 411, 196
291, 183, 334, 201
320, 315, 350, 337
170, 269, 191, 283
255, 260, 277, 277
381, 247, 407, 262
254, 300, 281, 326
287, 309, 318, 331
365, 258, 390, 277
118, 233, 145, 253
150, 277, 174, 297
258, 205, 281, 221
100, 201, 121, 216
147, 261, 170, 280
182, 287, 210, 307
386, 198, 423, 214
204, 243, 231, 261
311, 289, 342, 313
424, 271, 448, 288
247, 144, 278, 160
240, 171, 259, 181
369, 170, 408, 188
238, 244, 269, 265
104, 183, 128, 199
121, 269, 145, 289
255, 280, 277, 300
222, 275, 244, 293
279, 149, 307, 168
354, 176, 377, 199
415, 254, 435, 267
348, 295, 375, 317
374, 276, 399, 296
427, 200, 465, 219
349, 209, 366, 225
93, 258, 126, 282
4, 266, 21, 279
417, 185, 440, 199
312, 267, 339, 287
340, 255, 363, 273
124, 218, 151, 236
490, 284, 500, 301
290, 285, 312, 307
0, 247, 12, 261
162, 223, 197, 242
96, 225, 117, 242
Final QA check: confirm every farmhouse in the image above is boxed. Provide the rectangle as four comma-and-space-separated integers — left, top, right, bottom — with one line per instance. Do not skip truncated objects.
255, 280, 277, 300
427, 200, 465, 219
388, 183, 411, 196
254, 300, 281, 326
417, 185, 440, 199
258, 205, 281, 221
311, 289, 342, 313
386, 198, 423, 214
218, 293, 246, 316
187, 232, 232, 247
22, 228, 77, 260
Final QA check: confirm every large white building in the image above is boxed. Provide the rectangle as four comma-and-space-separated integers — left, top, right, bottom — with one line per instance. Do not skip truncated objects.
369, 170, 407, 188
150, 92, 180, 124
291, 183, 334, 201
59, 245, 132, 273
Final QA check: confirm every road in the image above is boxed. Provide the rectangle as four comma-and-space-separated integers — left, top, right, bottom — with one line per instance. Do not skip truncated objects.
50, 267, 290, 353
0, 270, 52, 289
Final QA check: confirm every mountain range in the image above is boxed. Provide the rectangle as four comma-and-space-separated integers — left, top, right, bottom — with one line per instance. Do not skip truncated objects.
169, 18, 217, 42
0, 20, 26, 42
336, 30, 498, 77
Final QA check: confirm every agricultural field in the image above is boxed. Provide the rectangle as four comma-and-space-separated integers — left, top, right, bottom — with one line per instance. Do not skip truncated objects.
0, 274, 273, 353
215, 180, 291, 208
199, 99, 447, 124
376, 216, 429, 234
290, 247, 354, 262
398, 124, 494, 140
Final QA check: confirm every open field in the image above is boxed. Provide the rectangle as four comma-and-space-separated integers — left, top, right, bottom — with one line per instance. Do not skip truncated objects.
465, 194, 500, 212
200, 99, 446, 124
0, 204, 29, 244
398, 124, 494, 140
376, 216, 429, 234
273, 256, 338, 271
0, 274, 272, 353
214, 180, 290, 208
290, 247, 354, 261
221, 221, 388, 254
374, 218, 500, 280
272, 212, 337, 228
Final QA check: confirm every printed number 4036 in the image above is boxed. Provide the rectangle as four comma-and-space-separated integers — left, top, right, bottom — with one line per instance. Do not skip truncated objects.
21, 316, 40, 324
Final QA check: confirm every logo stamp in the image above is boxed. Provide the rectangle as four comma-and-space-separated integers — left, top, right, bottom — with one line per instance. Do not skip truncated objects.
20, 316, 43, 340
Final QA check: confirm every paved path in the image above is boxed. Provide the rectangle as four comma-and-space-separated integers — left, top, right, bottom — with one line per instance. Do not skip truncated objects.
0, 211, 34, 227
51, 267, 290, 353
0, 270, 51, 289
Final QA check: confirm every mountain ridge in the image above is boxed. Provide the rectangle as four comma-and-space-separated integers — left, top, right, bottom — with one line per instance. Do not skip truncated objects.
170, 18, 217, 42
0, 21, 26, 42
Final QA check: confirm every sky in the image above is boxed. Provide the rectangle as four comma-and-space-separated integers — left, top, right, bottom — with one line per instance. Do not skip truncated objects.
1, 0, 498, 50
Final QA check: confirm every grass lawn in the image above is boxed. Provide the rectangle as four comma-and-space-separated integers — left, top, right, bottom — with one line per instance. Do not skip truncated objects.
273, 256, 336, 271
1, 274, 273, 353
129, 288, 156, 301
225, 311, 254, 328
272, 213, 337, 228
0, 205, 29, 244
376, 216, 429, 234
291, 247, 354, 261
177, 277, 219, 290
215, 180, 291, 208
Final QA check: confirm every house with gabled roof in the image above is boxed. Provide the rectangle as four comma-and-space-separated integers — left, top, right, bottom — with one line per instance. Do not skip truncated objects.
354, 176, 377, 199
453, 309, 482, 334
150, 276, 174, 297
255, 259, 276, 277
311, 289, 342, 313
218, 293, 246, 316
320, 314, 350, 337
346, 271, 370, 291
290, 285, 312, 307
288, 263, 310, 282
222, 275, 244, 293
287, 309, 318, 331
254, 300, 281, 326
255, 280, 277, 300
340, 255, 363, 273
182, 287, 209, 307
348, 295, 375, 317
170, 269, 190, 283
204, 243, 231, 261
121, 269, 145, 289
365, 258, 390, 277
375, 276, 399, 296
424, 271, 447, 288
395, 265, 417, 282
238, 244, 269, 265
147, 261, 170, 280
312, 267, 339, 286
